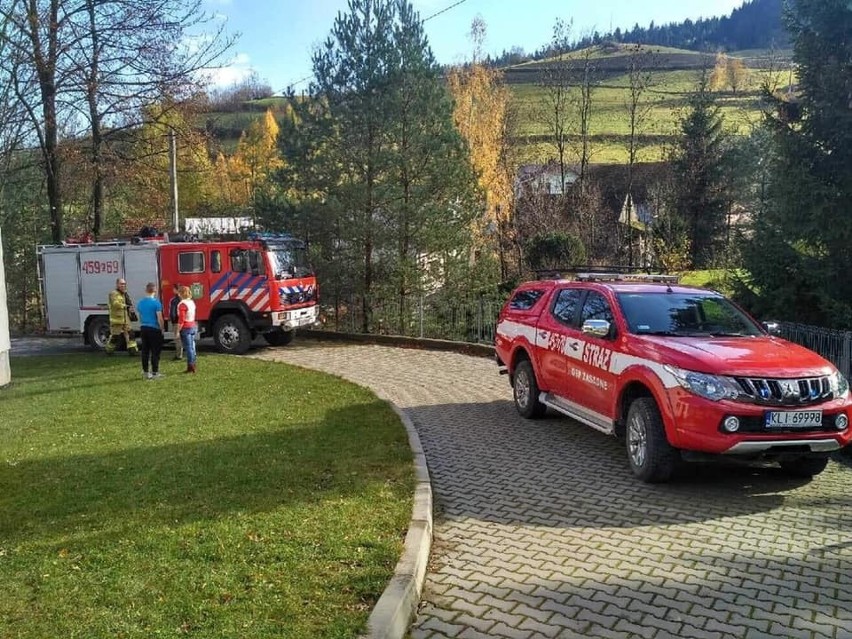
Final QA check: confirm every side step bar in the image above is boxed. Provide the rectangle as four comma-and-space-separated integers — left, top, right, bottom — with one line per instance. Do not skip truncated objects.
540, 392, 616, 436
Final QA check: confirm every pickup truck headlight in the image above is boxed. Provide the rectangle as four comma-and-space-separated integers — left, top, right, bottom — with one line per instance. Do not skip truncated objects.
830, 371, 849, 398
664, 365, 742, 402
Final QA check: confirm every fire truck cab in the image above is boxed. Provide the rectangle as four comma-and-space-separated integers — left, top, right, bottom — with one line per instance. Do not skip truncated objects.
38, 232, 318, 354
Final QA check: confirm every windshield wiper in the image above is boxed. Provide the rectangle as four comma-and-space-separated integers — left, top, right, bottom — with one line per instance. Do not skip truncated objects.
707, 332, 746, 337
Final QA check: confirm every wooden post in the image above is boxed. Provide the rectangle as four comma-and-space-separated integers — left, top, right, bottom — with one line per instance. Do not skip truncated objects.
169, 128, 179, 233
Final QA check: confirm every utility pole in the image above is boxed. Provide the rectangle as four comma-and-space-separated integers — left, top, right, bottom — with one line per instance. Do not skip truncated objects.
169, 128, 179, 233
0, 226, 11, 387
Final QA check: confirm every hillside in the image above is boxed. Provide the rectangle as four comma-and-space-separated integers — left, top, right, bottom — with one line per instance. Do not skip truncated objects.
496, 0, 786, 68
508, 43, 787, 163
201, 47, 787, 164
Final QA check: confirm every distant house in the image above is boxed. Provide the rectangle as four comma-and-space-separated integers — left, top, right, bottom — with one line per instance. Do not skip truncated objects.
515, 162, 579, 200
514, 161, 668, 264
515, 162, 665, 220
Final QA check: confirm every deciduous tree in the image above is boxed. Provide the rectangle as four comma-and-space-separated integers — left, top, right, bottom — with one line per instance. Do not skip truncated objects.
623, 44, 656, 266
447, 17, 516, 279
0, 0, 232, 241
537, 18, 573, 193
232, 108, 283, 201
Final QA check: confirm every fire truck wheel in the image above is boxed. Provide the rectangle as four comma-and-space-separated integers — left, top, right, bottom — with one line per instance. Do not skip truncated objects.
213, 314, 251, 355
626, 397, 678, 483
87, 317, 111, 351
513, 360, 547, 419
263, 329, 295, 346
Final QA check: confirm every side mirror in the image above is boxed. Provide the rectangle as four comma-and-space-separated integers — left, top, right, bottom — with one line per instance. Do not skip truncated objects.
762, 320, 782, 336
582, 319, 612, 339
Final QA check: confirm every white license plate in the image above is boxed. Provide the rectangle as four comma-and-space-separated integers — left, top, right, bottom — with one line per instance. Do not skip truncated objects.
765, 410, 823, 427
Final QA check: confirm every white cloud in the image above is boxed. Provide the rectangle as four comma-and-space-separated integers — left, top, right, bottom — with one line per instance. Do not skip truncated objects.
206, 52, 255, 87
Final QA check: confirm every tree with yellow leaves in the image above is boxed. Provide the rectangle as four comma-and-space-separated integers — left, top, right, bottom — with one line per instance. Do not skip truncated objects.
232, 108, 283, 201
123, 100, 215, 228
727, 58, 749, 95
710, 52, 729, 92
447, 17, 516, 278
709, 53, 750, 94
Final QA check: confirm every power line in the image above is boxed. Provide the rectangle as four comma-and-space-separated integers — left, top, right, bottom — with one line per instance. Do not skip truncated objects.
423, 0, 469, 22
288, 0, 470, 90
287, 75, 312, 90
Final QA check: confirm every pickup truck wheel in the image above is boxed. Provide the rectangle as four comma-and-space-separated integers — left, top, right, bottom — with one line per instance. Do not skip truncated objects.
626, 397, 678, 483
779, 455, 829, 477
87, 316, 111, 351
213, 314, 251, 355
513, 360, 547, 419
263, 329, 295, 346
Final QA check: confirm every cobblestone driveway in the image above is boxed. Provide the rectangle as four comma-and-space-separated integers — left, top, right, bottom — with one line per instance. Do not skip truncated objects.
229, 342, 849, 637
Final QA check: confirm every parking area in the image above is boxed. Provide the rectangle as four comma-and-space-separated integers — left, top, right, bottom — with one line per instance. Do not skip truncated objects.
257, 342, 852, 639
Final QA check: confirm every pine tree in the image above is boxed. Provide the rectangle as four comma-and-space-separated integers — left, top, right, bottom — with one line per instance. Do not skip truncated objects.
672, 74, 731, 268
284, 0, 478, 332
742, 0, 852, 327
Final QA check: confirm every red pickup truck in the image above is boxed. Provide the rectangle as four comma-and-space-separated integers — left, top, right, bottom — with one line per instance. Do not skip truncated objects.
495, 273, 852, 483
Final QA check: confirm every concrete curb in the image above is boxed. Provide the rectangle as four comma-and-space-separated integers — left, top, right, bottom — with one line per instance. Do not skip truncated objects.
303, 328, 495, 359
360, 403, 433, 639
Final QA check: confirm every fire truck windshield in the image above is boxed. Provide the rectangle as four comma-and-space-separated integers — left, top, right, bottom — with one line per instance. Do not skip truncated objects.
268, 245, 312, 279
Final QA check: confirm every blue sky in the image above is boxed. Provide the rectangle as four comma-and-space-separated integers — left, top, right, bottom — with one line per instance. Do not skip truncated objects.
203, 0, 745, 93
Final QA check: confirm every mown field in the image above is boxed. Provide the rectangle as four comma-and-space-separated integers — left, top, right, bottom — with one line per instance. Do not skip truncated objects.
507, 45, 791, 163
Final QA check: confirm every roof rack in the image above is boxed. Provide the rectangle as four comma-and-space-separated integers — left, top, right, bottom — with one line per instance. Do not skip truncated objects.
574, 272, 680, 284
534, 266, 678, 284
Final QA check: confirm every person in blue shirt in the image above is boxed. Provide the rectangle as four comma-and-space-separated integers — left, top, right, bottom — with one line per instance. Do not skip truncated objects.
136, 282, 165, 380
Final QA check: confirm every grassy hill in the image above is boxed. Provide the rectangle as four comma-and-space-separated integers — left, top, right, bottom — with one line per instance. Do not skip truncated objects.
507, 44, 791, 163
200, 44, 792, 165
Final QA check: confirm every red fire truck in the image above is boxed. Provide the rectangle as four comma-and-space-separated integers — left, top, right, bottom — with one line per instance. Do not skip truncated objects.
38, 232, 318, 354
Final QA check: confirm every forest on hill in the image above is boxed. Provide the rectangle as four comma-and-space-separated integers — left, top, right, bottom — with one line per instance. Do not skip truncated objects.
489, 0, 786, 68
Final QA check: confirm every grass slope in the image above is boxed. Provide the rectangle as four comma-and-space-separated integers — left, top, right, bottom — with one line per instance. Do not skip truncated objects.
510, 65, 786, 163
0, 353, 413, 639
201, 44, 791, 164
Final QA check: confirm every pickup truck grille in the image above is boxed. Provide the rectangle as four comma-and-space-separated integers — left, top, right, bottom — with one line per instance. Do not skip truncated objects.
735, 376, 833, 406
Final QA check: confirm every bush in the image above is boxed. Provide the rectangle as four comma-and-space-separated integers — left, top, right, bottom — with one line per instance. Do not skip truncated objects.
524, 232, 587, 272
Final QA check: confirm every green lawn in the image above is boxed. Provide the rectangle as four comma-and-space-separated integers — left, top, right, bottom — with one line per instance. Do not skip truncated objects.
0, 354, 414, 639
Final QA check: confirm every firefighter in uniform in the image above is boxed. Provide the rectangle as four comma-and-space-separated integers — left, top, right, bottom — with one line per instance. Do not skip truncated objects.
105, 278, 139, 355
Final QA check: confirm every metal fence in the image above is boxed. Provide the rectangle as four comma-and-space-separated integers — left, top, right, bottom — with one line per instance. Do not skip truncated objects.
780, 322, 852, 379
316, 297, 852, 377
318, 294, 503, 345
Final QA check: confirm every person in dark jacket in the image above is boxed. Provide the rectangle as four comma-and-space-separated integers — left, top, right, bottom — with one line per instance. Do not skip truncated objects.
169, 284, 183, 360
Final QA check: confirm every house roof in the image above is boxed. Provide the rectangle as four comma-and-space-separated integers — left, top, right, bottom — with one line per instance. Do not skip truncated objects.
516, 161, 669, 215
586, 162, 668, 215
